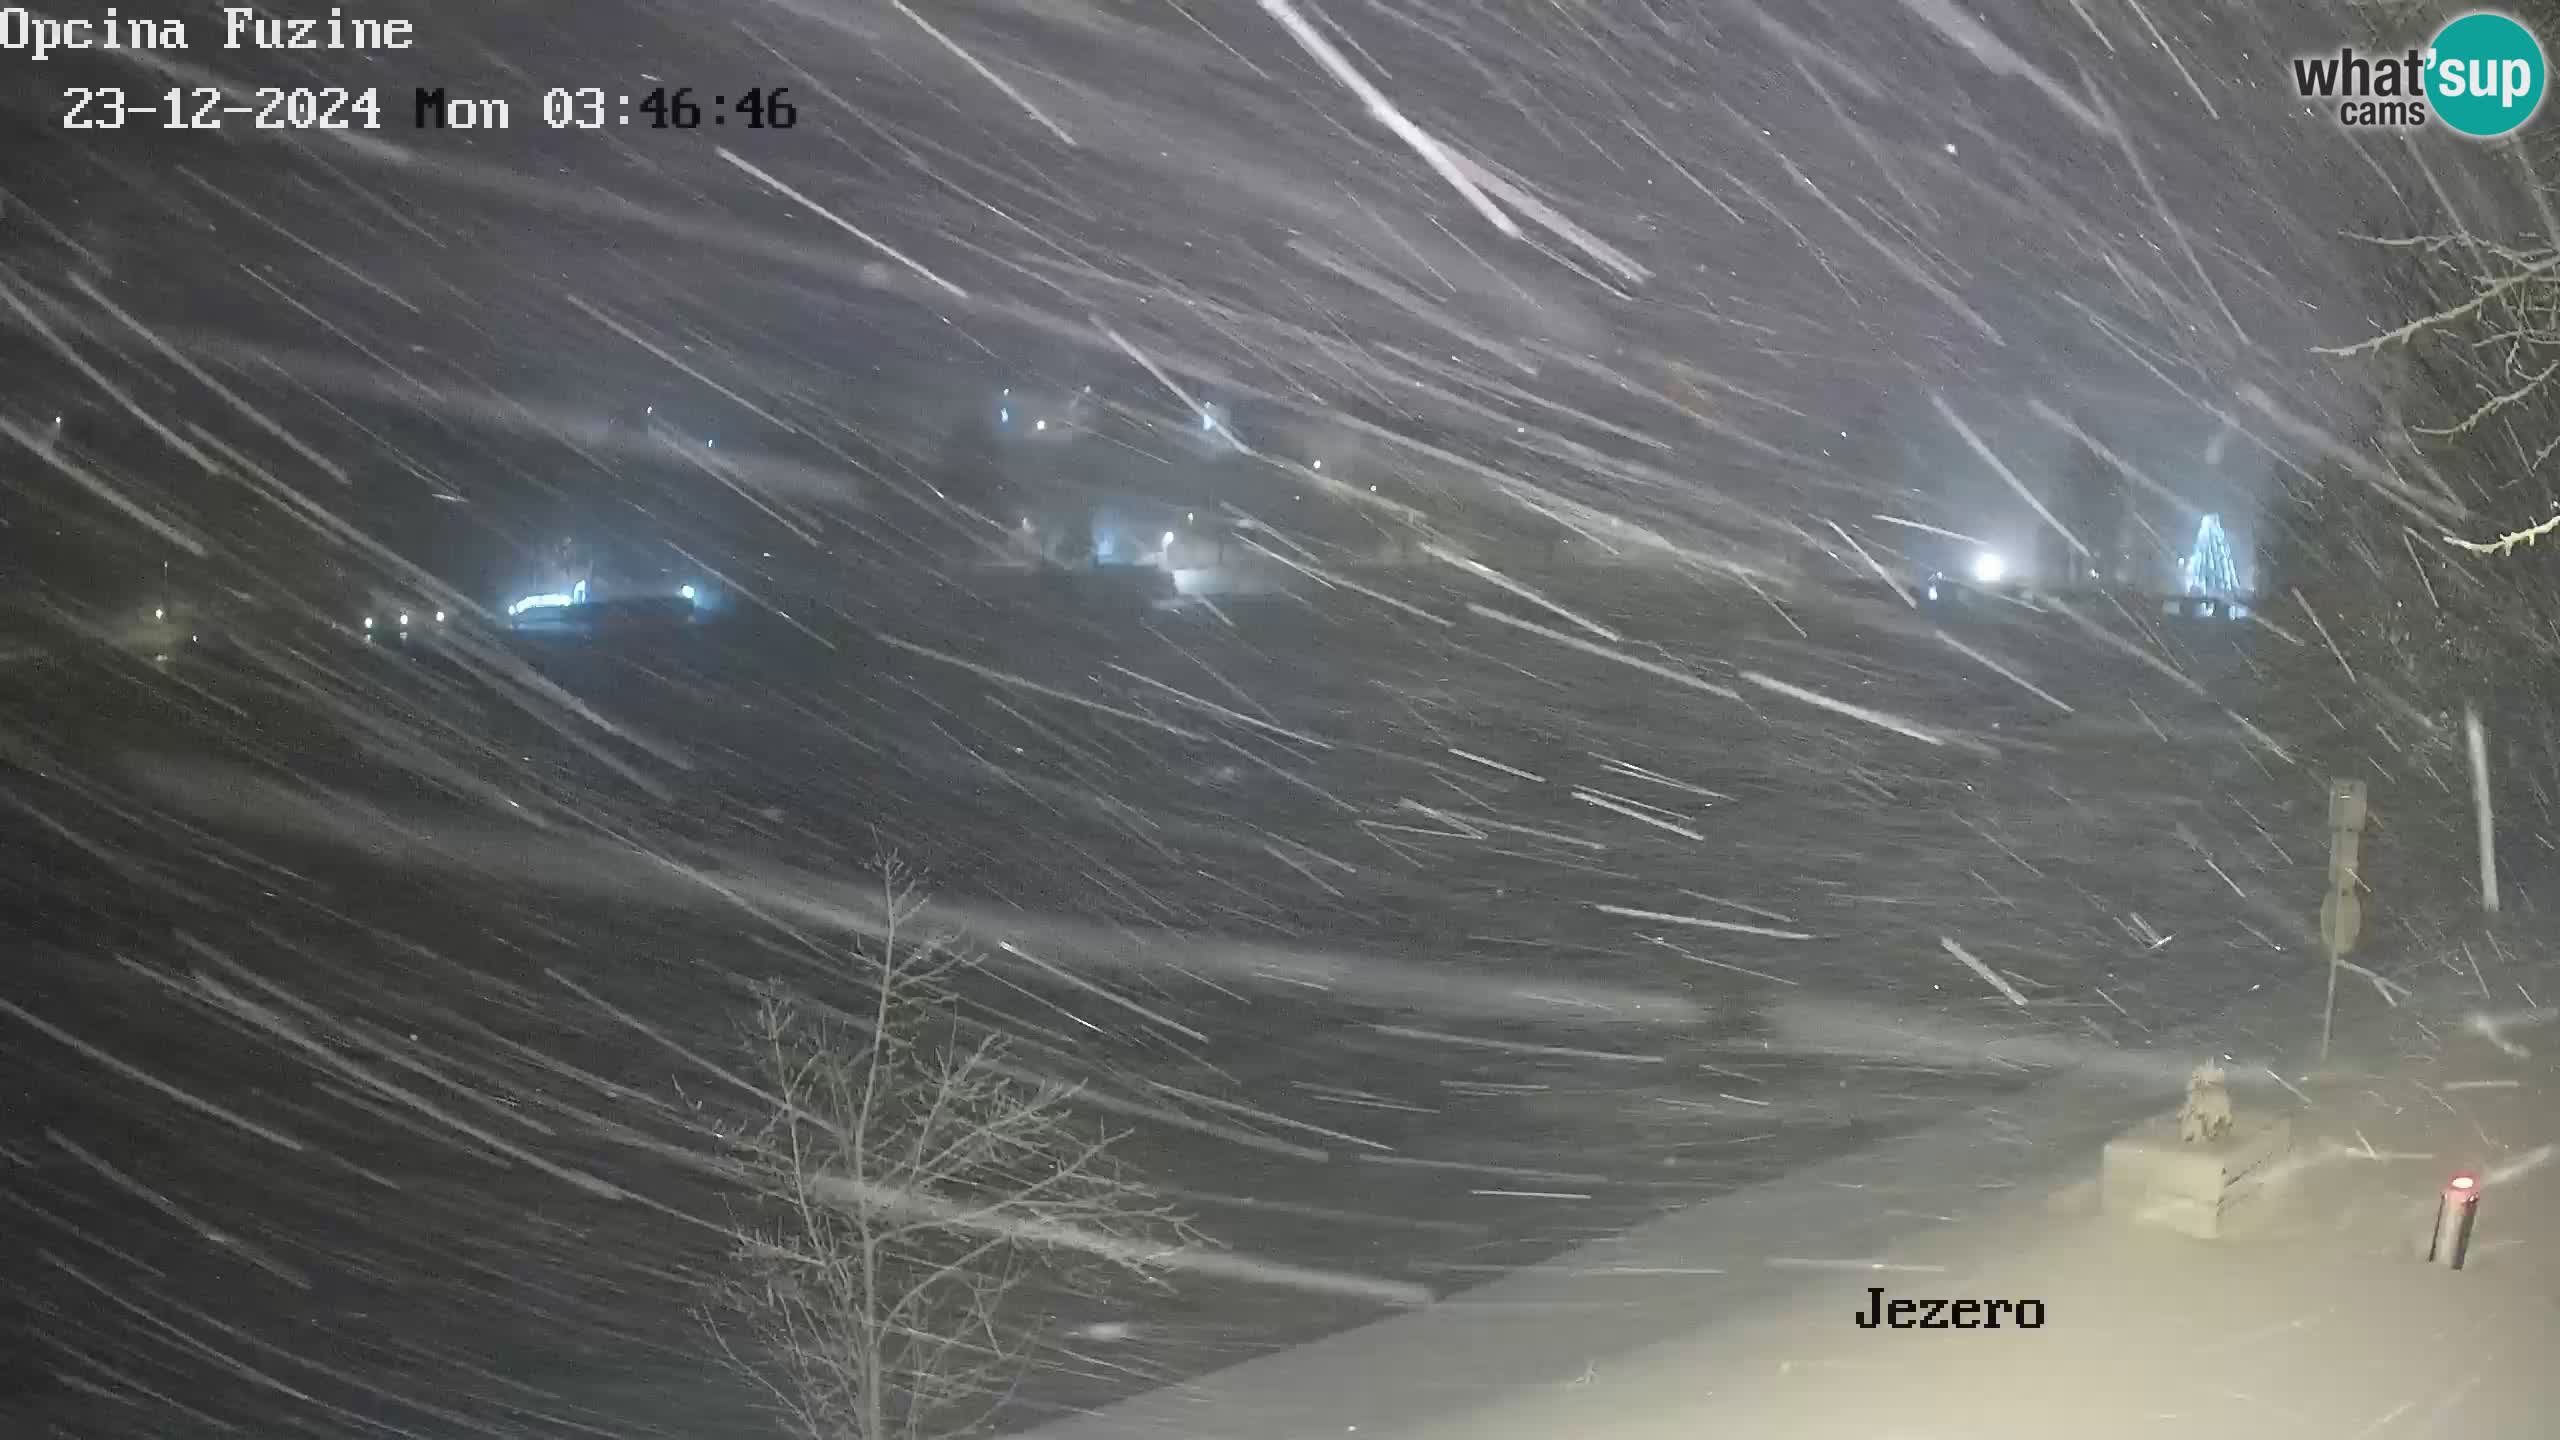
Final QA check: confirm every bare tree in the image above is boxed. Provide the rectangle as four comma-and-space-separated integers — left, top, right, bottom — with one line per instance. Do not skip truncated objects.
705, 871, 1193, 1440
2257, 71, 2560, 913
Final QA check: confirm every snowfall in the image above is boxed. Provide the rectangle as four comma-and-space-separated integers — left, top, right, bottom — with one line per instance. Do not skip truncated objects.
4, 1, 2559, 1438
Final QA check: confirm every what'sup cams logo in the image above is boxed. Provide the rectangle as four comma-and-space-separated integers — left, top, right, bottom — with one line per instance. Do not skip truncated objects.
2292, 10, 2547, 136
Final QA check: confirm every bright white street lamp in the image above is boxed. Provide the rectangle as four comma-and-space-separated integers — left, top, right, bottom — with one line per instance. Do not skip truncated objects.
1971, 552, 2006, 585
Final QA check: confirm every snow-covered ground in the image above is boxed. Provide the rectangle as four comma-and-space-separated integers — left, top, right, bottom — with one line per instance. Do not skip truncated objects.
1015, 923, 2560, 1439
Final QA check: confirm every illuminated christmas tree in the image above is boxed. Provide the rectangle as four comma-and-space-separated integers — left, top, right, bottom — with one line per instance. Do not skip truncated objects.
2183, 513, 2237, 597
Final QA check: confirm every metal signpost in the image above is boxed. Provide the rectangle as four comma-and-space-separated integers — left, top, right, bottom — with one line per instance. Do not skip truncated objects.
2319, 778, 2368, 1064
2466, 704, 2498, 915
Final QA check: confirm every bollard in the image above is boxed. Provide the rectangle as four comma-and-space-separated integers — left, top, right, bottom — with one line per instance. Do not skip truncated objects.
2428, 1173, 2480, 1269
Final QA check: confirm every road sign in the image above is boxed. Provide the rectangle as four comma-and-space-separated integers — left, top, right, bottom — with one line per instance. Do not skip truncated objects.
2321, 777, 2373, 1063
2320, 888, 2362, 957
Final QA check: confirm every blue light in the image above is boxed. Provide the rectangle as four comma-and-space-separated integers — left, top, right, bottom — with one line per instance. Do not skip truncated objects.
679, 584, 697, 601
573, 580, 588, 603
2183, 514, 2237, 598
1202, 412, 1215, 432
507, 592, 576, 616
999, 407, 1010, 425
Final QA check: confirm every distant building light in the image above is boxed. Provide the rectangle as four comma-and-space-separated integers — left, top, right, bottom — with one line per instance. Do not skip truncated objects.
398, 613, 411, 627
1161, 531, 1176, 549
999, 407, 1010, 424
362, 616, 374, 629
1312, 459, 1323, 470
507, 593, 575, 617
153, 607, 164, 620
1035, 418, 1048, 431
434, 611, 447, 623
679, 585, 696, 601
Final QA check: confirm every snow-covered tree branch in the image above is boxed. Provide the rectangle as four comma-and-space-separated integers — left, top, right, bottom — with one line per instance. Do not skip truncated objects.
702, 866, 1197, 1440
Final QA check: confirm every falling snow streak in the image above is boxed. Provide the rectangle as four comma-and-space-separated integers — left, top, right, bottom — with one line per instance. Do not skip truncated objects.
2041, 598, 2209, 698
1235, 535, 1454, 626
1719, 106, 2000, 344
717, 148, 970, 298
871, 632, 1214, 742
1569, 788, 1704, 840
1897, 0, 2112, 136
1826, 519, 1916, 608
1938, 937, 2032, 1008
173, 168, 424, 317
0, 996, 305, 1154
1465, 604, 1743, 703
0, 270, 229, 477
883, 0, 1080, 147
1934, 631, 2073, 716
1428, 544, 1621, 641
1931, 393, 2088, 561
1591, 903, 1813, 942
1740, 670, 1991, 756
565, 295, 807, 441
1365, 1025, 1666, 1066
72, 274, 357, 486
813, 1170, 1431, 1305
0, 417, 209, 556
1257, 0, 1520, 241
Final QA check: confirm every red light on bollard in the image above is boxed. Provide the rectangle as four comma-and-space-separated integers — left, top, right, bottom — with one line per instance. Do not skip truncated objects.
2430, 1173, 2481, 1270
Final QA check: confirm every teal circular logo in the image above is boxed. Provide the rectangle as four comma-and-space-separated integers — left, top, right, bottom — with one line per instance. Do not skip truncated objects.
2432, 12, 2547, 137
